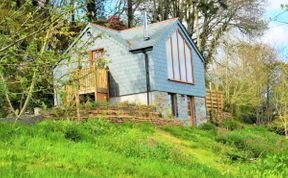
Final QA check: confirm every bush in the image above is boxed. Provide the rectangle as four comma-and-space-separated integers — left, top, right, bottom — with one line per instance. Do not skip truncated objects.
221, 119, 243, 131
268, 119, 286, 136
216, 127, 288, 159
64, 124, 84, 142
244, 153, 288, 177
199, 122, 217, 132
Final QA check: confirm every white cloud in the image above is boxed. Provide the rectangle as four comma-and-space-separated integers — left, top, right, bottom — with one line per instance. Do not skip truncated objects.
266, 0, 287, 11
262, 0, 288, 60
262, 23, 288, 46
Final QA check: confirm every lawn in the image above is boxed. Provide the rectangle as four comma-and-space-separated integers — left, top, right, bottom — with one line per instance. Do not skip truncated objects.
0, 119, 287, 177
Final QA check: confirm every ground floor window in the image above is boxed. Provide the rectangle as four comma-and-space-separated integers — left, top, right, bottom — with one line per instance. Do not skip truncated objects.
168, 93, 178, 117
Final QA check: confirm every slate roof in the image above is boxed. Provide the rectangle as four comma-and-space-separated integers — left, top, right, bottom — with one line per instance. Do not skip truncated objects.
89, 18, 179, 51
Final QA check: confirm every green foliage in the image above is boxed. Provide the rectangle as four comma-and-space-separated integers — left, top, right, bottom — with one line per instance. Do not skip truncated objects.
64, 124, 84, 142
0, 120, 287, 177
268, 118, 287, 136
199, 122, 217, 132
0, 120, 224, 177
221, 119, 244, 131
250, 153, 288, 177
216, 126, 288, 158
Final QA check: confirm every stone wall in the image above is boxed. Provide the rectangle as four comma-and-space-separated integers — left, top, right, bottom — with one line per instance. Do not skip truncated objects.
194, 97, 207, 126
151, 92, 188, 125
112, 91, 207, 127
176, 94, 189, 125
151, 91, 171, 119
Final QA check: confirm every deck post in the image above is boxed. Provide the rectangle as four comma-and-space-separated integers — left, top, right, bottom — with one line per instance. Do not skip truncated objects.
94, 66, 98, 102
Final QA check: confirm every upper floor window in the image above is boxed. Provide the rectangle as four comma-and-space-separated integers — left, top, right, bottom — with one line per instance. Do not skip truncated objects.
166, 30, 195, 84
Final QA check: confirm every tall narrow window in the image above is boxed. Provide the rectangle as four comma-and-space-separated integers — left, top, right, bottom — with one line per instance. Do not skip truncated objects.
177, 32, 186, 81
168, 93, 178, 117
166, 40, 174, 79
171, 32, 180, 80
185, 44, 193, 83
165, 30, 194, 84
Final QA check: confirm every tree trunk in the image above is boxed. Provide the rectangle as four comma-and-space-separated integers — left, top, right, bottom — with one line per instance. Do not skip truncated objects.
87, 0, 97, 22
127, 0, 133, 28
195, 6, 200, 49
70, 0, 75, 23
0, 73, 18, 116
16, 71, 37, 121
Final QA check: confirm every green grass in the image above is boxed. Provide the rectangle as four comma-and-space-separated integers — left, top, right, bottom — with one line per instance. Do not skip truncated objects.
0, 119, 287, 177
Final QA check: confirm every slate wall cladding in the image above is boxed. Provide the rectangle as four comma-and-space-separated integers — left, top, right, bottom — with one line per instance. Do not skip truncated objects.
54, 26, 150, 100
151, 22, 206, 98
194, 97, 207, 126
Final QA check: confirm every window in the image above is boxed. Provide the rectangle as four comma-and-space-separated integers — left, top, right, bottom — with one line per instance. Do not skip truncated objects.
168, 93, 178, 117
166, 30, 194, 84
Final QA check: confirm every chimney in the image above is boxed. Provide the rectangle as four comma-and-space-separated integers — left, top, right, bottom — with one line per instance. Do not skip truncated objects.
143, 11, 150, 41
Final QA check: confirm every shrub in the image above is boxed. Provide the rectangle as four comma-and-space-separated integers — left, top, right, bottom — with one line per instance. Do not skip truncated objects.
244, 153, 288, 177
221, 119, 243, 131
64, 124, 83, 142
216, 127, 288, 159
226, 149, 247, 161
199, 122, 217, 132
268, 119, 286, 136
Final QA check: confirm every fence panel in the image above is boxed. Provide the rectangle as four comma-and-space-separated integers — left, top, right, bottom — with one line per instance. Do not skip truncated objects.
205, 89, 223, 112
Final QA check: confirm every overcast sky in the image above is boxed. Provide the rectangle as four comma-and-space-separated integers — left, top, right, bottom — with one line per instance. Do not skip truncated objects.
263, 0, 288, 61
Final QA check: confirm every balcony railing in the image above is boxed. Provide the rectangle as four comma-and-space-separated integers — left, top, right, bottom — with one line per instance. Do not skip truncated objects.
64, 66, 108, 104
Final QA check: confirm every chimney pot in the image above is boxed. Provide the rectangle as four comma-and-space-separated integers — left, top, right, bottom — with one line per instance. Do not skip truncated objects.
143, 11, 150, 41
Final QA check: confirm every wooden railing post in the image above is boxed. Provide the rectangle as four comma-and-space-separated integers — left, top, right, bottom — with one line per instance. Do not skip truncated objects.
94, 66, 98, 101
215, 84, 220, 112
209, 82, 213, 119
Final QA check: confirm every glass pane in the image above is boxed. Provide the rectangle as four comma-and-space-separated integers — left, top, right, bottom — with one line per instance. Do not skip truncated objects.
185, 43, 193, 83
177, 32, 187, 81
171, 32, 180, 80
166, 39, 174, 79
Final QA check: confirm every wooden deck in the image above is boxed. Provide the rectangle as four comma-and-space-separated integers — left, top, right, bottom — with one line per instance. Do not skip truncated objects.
64, 66, 109, 104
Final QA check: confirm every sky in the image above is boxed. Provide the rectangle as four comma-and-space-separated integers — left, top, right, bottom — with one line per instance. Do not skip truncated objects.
262, 0, 288, 61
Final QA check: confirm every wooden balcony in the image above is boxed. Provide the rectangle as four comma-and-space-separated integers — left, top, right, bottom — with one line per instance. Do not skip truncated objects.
64, 66, 109, 104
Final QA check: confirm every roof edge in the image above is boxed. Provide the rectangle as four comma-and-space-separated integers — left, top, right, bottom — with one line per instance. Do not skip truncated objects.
64, 24, 91, 54
176, 21, 206, 63
88, 18, 179, 33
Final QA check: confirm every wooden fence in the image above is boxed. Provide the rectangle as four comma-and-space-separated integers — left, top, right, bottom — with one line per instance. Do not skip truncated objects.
205, 88, 223, 113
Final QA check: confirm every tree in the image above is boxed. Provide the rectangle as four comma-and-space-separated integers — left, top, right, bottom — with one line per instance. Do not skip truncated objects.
0, 0, 74, 119
210, 40, 277, 122
150, 0, 267, 68
86, 0, 107, 22
273, 62, 288, 138
114, 0, 146, 27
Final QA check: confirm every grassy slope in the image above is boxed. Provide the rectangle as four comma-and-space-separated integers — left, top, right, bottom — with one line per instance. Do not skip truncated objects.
0, 119, 287, 178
